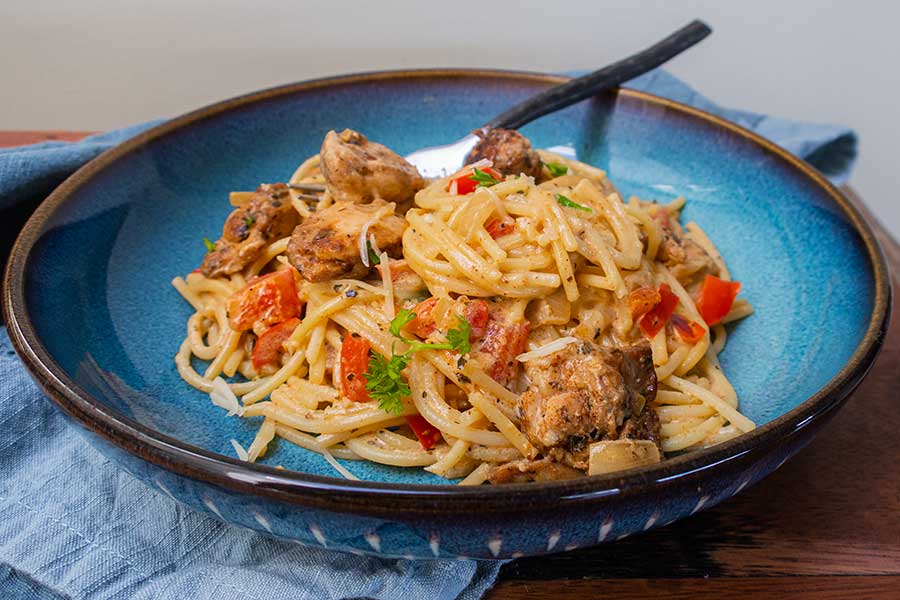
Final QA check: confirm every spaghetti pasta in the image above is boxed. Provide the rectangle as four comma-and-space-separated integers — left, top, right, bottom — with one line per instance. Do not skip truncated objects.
174, 128, 755, 484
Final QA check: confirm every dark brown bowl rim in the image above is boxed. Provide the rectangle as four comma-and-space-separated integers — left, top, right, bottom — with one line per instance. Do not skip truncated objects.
3, 68, 892, 515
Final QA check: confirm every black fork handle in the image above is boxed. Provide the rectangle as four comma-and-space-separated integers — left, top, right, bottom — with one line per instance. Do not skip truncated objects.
483, 19, 712, 132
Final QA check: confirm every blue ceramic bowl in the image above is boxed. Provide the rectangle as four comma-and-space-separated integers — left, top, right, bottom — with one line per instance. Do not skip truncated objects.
4, 70, 891, 559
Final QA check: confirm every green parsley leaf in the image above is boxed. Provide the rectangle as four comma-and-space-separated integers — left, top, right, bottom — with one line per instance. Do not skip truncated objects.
389, 309, 417, 337
203, 237, 216, 252
243, 214, 256, 227
544, 161, 569, 177
470, 167, 500, 187
370, 310, 473, 413
365, 351, 411, 414
445, 315, 472, 355
366, 240, 381, 265
555, 193, 592, 212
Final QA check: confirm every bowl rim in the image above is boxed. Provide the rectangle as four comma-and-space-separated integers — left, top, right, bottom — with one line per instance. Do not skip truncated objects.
3, 68, 892, 514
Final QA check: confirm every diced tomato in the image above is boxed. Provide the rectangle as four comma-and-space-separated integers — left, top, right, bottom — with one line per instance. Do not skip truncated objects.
484, 215, 515, 239
670, 314, 706, 344
450, 166, 502, 195
696, 275, 741, 326
251, 318, 300, 369
464, 299, 490, 340
340, 334, 372, 402
638, 283, 679, 338
409, 296, 439, 339
227, 269, 302, 331
406, 414, 443, 450
478, 320, 530, 385
191, 267, 202, 274
628, 286, 661, 319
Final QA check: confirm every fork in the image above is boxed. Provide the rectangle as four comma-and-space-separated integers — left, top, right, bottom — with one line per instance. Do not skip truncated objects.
404, 19, 712, 178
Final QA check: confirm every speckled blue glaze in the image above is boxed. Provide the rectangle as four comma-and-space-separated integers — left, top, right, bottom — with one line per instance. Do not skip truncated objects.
7, 71, 888, 559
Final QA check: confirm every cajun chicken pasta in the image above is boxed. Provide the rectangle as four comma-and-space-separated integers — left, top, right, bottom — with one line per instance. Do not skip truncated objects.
173, 128, 754, 484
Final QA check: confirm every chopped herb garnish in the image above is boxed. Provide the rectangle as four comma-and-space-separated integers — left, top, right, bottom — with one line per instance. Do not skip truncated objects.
366, 240, 381, 265
555, 193, 592, 212
545, 161, 569, 177
203, 237, 216, 252
243, 214, 256, 227
445, 316, 472, 355
365, 310, 473, 413
470, 167, 500, 187
389, 308, 417, 337
365, 351, 411, 414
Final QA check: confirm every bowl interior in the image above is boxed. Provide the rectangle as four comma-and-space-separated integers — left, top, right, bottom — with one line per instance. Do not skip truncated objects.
24, 72, 876, 484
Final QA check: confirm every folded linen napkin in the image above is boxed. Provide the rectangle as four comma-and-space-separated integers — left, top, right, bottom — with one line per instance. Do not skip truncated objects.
0, 69, 856, 600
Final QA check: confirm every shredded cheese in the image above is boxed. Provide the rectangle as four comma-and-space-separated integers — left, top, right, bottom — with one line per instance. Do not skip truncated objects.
516, 336, 580, 362
321, 448, 360, 480
358, 206, 392, 268
210, 376, 244, 416
230, 438, 249, 461
379, 251, 395, 319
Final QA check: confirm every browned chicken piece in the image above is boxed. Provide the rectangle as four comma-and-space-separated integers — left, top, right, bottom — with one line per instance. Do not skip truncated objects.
653, 207, 719, 288
517, 342, 659, 471
201, 183, 300, 278
286, 199, 407, 282
320, 129, 425, 209
464, 128, 543, 178
488, 458, 582, 484
618, 406, 662, 449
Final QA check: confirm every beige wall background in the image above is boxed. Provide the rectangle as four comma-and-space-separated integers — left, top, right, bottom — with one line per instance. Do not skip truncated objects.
1, 0, 897, 235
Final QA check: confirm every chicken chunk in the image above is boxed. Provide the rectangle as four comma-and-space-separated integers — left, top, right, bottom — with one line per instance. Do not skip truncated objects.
464, 128, 542, 178
320, 129, 424, 209
286, 199, 407, 282
653, 207, 719, 289
201, 183, 300, 278
517, 342, 658, 470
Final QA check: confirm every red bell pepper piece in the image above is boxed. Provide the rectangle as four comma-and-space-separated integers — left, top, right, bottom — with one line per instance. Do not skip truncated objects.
639, 284, 679, 338
227, 268, 301, 331
670, 314, 706, 343
451, 166, 502, 195
406, 414, 442, 450
340, 334, 372, 402
696, 275, 741, 325
251, 317, 300, 369
478, 320, 530, 385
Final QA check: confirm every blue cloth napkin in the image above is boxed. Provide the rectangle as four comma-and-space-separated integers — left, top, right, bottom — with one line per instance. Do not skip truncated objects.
0, 69, 857, 600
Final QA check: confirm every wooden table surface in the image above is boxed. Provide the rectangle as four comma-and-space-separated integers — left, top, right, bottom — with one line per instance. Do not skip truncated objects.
3, 132, 898, 599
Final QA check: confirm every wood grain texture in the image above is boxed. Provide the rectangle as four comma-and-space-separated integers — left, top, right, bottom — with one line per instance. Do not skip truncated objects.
0, 130, 94, 146
0, 132, 896, 598
490, 190, 899, 597
494, 577, 900, 599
